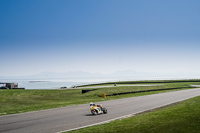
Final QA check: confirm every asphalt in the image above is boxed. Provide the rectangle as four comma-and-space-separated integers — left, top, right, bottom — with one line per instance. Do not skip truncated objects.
1, 88, 200, 133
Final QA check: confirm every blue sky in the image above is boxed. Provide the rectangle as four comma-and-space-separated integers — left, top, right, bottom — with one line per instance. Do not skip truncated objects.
1, 0, 200, 76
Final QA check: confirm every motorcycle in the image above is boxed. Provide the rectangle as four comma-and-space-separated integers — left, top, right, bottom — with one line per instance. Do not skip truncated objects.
90, 103, 107, 115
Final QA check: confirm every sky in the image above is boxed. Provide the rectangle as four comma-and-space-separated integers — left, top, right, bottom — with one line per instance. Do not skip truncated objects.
0, 0, 200, 76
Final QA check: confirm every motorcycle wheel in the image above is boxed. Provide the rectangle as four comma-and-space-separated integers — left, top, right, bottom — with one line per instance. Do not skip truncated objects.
91, 110, 98, 115
102, 108, 107, 114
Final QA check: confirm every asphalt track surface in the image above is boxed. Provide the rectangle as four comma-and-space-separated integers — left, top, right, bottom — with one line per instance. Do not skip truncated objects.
1, 88, 200, 133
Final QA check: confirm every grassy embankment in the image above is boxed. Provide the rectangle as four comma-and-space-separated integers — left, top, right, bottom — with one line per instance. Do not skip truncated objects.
77, 79, 200, 87
68, 96, 200, 133
0, 79, 200, 116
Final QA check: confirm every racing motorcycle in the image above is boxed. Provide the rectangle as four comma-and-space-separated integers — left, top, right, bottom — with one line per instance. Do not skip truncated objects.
90, 102, 107, 115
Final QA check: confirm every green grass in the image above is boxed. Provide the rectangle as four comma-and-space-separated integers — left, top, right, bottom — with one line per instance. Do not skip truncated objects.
82, 82, 193, 96
0, 80, 199, 116
78, 79, 200, 87
68, 96, 200, 133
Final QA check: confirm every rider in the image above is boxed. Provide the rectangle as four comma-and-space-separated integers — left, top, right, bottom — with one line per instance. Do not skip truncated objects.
90, 102, 102, 110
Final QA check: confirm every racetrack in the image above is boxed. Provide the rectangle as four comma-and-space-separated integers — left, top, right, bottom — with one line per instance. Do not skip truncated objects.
1, 88, 200, 133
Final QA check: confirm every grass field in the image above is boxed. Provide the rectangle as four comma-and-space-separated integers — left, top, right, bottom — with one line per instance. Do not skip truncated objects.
68, 96, 200, 133
78, 79, 200, 87
0, 79, 200, 116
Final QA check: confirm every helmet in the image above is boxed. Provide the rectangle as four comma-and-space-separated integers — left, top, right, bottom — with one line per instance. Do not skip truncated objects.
90, 102, 93, 106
